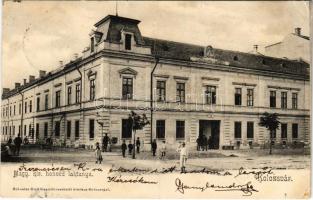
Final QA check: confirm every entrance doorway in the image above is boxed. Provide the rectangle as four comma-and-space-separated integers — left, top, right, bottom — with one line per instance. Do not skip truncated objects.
199, 120, 220, 149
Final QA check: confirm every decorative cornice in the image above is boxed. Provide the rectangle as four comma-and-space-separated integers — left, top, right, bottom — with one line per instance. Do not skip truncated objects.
267, 85, 301, 91
74, 77, 81, 82
201, 77, 220, 81
66, 81, 73, 85
232, 82, 257, 87
87, 70, 97, 80
44, 89, 49, 93
174, 76, 189, 80
36, 93, 41, 96
154, 74, 170, 79
54, 83, 62, 88
118, 67, 138, 78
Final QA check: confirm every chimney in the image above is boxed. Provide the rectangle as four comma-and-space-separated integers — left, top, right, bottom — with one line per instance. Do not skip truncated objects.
39, 70, 46, 78
295, 27, 301, 36
59, 61, 63, 67
253, 45, 258, 53
29, 75, 35, 83
2, 88, 10, 95
23, 79, 27, 85
15, 83, 21, 89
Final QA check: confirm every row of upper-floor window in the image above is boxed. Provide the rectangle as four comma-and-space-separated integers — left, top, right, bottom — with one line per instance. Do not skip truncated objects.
1, 83, 82, 117
124, 78, 299, 109
0, 78, 301, 118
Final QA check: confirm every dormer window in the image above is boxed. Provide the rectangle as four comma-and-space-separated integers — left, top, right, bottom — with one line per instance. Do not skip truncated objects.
90, 37, 95, 53
233, 56, 238, 61
125, 34, 132, 50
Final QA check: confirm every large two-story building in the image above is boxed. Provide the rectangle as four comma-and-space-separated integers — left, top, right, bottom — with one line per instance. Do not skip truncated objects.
1, 15, 310, 150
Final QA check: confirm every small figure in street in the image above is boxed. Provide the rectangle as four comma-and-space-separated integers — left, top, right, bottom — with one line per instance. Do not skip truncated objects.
121, 140, 127, 158
203, 135, 208, 151
102, 133, 109, 152
207, 136, 211, 150
128, 141, 133, 155
208, 136, 212, 149
95, 142, 102, 164
151, 139, 157, 156
107, 137, 112, 152
136, 137, 141, 154
23, 136, 29, 145
178, 142, 188, 173
13, 134, 22, 156
196, 136, 200, 151
7, 136, 12, 145
160, 141, 166, 160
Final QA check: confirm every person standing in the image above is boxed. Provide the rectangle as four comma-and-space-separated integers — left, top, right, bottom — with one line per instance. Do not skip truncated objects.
136, 137, 141, 154
121, 140, 127, 158
95, 142, 102, 164
23, 136, 29, 145
151, 139, 157, 156
13, 134, 22, 156
7, 136, 12, 145
203, 135, 208, 151
160, 141, 166, 160
102, 133, 109, 152
178, 142, 188, 173
128, 141, 133, 155
196, 136, 200, 151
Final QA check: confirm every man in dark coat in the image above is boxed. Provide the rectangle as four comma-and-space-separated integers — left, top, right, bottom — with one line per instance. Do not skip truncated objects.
7, 136, 12, 145
121, 140, 127, 158
203, 136, 208, 151
196, 136, 200, 151
136, 137, 141, 153
102, 133, 109, 152
14, 134, 22, 156
128, 141, 133, 155
151, 139, 157, 156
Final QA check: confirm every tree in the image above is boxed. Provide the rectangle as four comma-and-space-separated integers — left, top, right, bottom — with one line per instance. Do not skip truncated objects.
128, 111, 150, 159
258, 112, 281, 154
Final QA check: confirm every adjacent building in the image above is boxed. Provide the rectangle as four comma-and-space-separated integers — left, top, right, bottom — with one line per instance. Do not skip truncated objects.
265, 27, 310, 63
1, 15, 310, 150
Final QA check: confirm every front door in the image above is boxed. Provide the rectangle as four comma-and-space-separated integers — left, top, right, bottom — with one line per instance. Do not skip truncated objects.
199, 120, 220, 149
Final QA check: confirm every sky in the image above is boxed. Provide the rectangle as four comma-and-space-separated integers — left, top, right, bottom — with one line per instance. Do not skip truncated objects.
1, 1, 310, 89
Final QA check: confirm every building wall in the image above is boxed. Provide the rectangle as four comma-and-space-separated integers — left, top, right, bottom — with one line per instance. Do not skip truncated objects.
265, 34, 310, 62
1, 43, 310, 150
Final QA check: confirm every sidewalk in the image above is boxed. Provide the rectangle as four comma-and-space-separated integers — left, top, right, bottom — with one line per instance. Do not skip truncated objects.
1, 146, 310, 170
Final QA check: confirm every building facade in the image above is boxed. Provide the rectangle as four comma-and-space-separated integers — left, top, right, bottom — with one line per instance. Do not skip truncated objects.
265, 27, 310, 63
1, 15, 310, 150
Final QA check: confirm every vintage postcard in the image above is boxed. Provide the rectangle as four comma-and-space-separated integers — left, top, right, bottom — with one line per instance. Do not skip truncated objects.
0, 1, 311, 199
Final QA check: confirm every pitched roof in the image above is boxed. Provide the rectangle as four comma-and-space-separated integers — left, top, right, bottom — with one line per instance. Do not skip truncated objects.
143, 37, 309, 77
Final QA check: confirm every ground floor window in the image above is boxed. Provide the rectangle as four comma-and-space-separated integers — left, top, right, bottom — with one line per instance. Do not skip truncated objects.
29, 124, 33, 138
24, 125, 26, 136
36, 123, 39, 139
292, 124, 298, 139
156, 120, 165, 139
247, 122, 254, 139
234, 122, 241, 139
122, 119, 132, 139
89, 119, 95, 140
67, 121, 71, 138
44, 122, 48, 138
75, 120, 79, 139
281, 123, 287, 139
176, 120, 185, 139
55, 121, 60, 137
